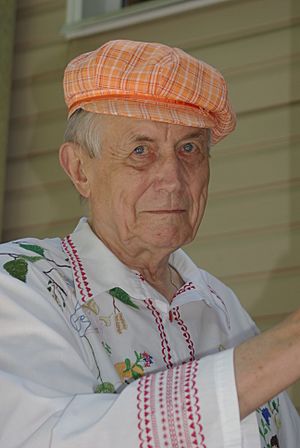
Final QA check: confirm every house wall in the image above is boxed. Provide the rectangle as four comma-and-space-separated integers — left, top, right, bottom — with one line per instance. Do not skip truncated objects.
0, 0, 16, 234
4, 0, 300, 408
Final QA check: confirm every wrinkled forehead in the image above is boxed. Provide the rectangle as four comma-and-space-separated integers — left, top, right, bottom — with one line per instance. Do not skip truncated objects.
96, 113, 209, 144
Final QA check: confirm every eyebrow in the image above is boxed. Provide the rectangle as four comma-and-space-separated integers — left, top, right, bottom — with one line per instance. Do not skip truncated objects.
129, 130, 207, 143
130, 134, 155, 143
180, 130, 208, 140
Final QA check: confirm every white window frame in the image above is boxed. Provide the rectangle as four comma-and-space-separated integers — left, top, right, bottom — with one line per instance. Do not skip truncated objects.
63, 0, 231, 40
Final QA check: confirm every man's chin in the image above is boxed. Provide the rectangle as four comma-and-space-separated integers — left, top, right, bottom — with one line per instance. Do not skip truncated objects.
140, 229, 192, 251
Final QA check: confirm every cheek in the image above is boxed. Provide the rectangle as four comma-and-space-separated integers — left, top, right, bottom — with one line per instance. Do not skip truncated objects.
189, 170, 209, 217
105, 172, 149, 220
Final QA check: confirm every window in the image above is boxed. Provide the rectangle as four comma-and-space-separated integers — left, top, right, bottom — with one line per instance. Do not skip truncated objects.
80, 0, 154, 19
64, 0, 228, 39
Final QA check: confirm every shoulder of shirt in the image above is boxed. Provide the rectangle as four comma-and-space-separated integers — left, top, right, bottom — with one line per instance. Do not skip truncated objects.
196, 266, 233, 295
174, 248, 236, 300
0, 235, 71, 292
196, 265, 258, 334
195, 265, 242, 306
0, 235, 64, 261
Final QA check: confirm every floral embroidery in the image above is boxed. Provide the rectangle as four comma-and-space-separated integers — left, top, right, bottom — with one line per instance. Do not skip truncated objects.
141, 351, 153, 368
112, 297, 128, 334
2, 243, 46, 282
270, 435, 280, 447
94, 382, 115, 394
70, 301, 91, 337
69, 300, 114, 393
261, 407, 272, 426
115, 351, 154, 382
109, 287, 139, 309
102, 341, 112, 355
82, 298, 112, 328
269, 398, 281, 431
257, 398, 281, 447
4, 258, 29, 283
1, 243, 70, 309
18, 243, 45, 257
82, 295, 129, 337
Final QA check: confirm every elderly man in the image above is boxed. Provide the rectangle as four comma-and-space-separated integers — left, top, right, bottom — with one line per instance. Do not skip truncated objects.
0, 40, 299, 447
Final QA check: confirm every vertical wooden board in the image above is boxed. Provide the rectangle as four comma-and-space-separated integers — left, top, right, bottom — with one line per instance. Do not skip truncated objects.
15, 4, 65, 49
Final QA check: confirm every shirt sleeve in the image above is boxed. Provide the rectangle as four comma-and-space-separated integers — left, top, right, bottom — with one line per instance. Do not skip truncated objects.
0, 271, 259, 448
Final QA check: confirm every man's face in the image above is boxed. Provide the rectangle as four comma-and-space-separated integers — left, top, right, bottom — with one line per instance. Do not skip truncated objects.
83, 115, 210, 254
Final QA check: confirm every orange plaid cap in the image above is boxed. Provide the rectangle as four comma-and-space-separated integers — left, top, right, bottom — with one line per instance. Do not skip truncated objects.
63, 40, 236, 144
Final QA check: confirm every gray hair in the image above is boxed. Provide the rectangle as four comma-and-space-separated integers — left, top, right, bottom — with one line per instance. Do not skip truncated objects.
64, 109, 102, 157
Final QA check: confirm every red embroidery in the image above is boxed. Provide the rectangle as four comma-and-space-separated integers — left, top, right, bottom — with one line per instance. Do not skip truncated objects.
137, 361, 206, 447
189, 361, 206, 446
173, 307, 195, 361
135, 272, 146, 282
145, 299, 173, 369
150, 373, 160, 448
62, 235, 93, 303
172, 282, 196, 299
137, 374, 152, 448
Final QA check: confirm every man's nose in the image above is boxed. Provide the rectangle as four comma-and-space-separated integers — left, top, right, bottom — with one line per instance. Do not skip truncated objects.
154, 153, 183, 193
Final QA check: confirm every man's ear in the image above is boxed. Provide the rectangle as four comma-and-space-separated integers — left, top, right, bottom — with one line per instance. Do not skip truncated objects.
59, 142, 90, 198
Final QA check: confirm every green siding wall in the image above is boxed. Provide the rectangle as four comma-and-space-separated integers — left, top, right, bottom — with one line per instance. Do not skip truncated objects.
0, 0, 16, 235
4, 0, 300, 409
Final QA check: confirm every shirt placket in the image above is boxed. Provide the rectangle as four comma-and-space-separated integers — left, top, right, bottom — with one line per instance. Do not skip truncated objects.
142, 288, 197, 368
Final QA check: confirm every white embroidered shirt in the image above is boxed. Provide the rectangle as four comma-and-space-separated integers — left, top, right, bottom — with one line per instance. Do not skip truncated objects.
0, 218, 299, 448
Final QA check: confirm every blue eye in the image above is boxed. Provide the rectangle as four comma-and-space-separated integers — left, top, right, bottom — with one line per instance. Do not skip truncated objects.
133, 146, 145, 155
182, 143, 194, 153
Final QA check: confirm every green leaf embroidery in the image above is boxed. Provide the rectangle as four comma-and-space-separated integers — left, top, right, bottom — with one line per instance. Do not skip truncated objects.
132, 370, 142, 380
134, 351, 143, 362
20, 255, 43, 263
101, 341, 112, 355
124, 358, 131, 371
19, 243, 45, 257
4, 258, 28, 282
109, 287, 139, 309
94, 382, 115, 393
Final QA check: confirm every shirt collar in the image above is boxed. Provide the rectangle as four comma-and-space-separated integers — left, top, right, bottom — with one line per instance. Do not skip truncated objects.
62, 217, 146, 302
62, 217, 230, 330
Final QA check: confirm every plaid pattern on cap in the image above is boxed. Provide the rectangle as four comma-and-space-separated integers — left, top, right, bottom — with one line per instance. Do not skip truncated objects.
64, 40, 236, 144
